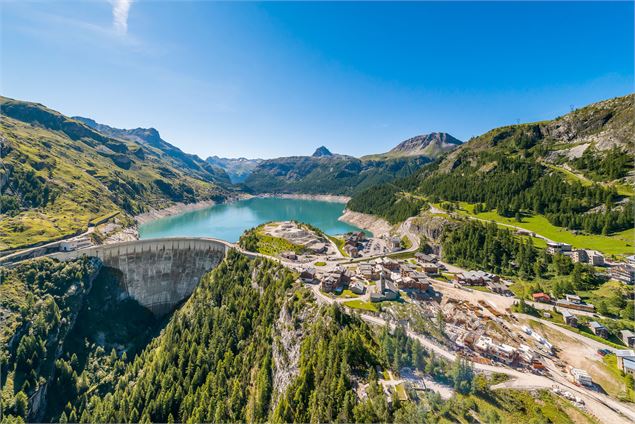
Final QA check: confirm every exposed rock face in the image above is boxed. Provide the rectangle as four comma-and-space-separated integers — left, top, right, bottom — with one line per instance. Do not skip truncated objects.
402, 214, 454, 253
272, 292, 318, 407
339, 209, 392, 237
205, 156, 263, 183
312, 146, 333, 157
389, 132, 462, 157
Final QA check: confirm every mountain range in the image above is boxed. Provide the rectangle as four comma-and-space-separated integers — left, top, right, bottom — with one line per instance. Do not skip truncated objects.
240, 132, 462, 195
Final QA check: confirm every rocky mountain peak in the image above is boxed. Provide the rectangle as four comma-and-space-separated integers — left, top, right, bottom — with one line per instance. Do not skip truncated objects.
312, 146, 333, 157
390, 132, 462, 155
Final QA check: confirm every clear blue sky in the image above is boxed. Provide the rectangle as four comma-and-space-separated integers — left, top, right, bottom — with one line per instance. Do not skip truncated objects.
2, 1, 633, 159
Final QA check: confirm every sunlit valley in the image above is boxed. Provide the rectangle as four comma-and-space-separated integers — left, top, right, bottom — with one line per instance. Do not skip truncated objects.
1, 2, 634, 423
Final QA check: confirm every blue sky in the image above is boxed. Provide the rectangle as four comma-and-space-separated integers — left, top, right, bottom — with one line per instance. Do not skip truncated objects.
2, 1, 633, 159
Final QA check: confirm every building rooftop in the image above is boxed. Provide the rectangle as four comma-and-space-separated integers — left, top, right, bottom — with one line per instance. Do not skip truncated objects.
589, 321, 606, 330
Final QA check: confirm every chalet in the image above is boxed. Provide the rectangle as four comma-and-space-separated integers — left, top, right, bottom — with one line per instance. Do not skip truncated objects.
532, 293, 551, 303
411, 271, 427, 282
358, 263, 376, 280
474, 336, 517, 364
299, 268, 317, 283
389, 237, 402, 252
343, 244, 360, 258
321, 275, 340, 293
345, 231, 366, 245
561, 310, 577, 327
321, 268, 345, 292
370, 277, 399, 302
349, 280, 366, 295
546, 242, 572, 255
620, 330, 635, 348
415, 252, 438, 263
589, 321, 609, 339
400, 264, 414, 277
454, 270, 499, 286
420, 263, 439, 276
488, 281, 511, 295
611, 264, 635, 285
570, 249, 605, 266
571, 249, 588, 264
616, 350, 635, 376
555, 299, 595, 312
589, 251, 605, 266
565, 294, 582, 304
397, 276, 429, 291
378, 257, 400, 271
570, 368, 593, 386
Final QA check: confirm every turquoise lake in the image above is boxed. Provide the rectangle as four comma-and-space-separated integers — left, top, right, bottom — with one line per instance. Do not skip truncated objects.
138, 197, 366, 243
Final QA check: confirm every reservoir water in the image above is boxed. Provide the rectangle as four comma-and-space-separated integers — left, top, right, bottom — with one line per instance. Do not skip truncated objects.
138, 197, 367, 243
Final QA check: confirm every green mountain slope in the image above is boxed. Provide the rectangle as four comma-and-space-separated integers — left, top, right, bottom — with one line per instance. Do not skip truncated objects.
0, 96, 230, 250
73, 116, 231, 186
348, 94, 634, 249
243, 146, 441, 196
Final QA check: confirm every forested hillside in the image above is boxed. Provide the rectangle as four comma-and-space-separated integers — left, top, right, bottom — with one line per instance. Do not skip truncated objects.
244, 152, 432, 195
0, 97, 231, 250
0, 257, 100, 421
1, 252, 596, 423
348, 94, 634, 237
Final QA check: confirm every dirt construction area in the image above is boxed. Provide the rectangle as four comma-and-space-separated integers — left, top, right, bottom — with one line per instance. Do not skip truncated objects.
524, 318, 627, 399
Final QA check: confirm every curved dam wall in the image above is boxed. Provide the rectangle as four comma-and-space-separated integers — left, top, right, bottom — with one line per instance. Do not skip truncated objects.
49, 238, 230, 315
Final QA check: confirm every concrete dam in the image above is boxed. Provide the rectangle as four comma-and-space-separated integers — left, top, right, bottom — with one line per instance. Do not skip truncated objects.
49, 238, 232, 315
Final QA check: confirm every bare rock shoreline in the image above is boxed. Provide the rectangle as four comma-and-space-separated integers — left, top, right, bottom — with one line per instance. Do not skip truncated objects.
134, 200, 218, 225
338, 209, 392, 238
255, 193, 351, 203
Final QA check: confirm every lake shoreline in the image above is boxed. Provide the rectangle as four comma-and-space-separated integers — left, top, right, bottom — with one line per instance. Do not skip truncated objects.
338, 209, 392, 238
254, 193, 351, 203
134, 192, 350, 227
118, 194, 362, 244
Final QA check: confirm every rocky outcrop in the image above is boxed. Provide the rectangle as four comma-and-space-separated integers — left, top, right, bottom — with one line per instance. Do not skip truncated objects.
272, 292, 318, 407
339, 210, 392, 237
401, 214, 453, 253
389, 132, 462, 157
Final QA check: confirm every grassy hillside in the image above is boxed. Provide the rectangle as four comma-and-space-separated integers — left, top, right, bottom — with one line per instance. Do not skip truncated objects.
348, 94, 635, 255
0, 96, 230, 250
